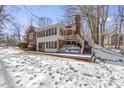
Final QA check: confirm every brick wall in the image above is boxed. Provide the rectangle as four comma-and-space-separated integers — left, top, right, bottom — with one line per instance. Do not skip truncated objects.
66, 30, 77, 35
27, 27, 36, 50
75, 15, 81, 35
58, 39, 65, 49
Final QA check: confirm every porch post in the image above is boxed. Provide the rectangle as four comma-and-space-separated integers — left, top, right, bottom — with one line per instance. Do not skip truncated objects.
81, 40, 84, 54
37, 41, 39, 51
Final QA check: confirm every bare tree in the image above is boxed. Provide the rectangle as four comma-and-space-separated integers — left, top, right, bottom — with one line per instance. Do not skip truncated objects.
112, 6, 124, 48
28, 17, 35, 26
10, 21, 23, 45
60, 15, 75, 25
23, 6, 53, 28
113, 12, 119, 48
0, 5, 10, 44
35, 17, 53, 28
0, 6, 9, 30
63, 5, 109, 45
100, 5, 109, 47
118, 6, 124, 48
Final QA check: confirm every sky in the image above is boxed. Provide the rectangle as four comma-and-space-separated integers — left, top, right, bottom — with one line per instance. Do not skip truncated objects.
5, 5, 118, 26
3, 5, 65, 36
6, 5, 64, 26
3, 5, 120, 36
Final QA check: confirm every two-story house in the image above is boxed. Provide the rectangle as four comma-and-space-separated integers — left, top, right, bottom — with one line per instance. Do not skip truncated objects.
25, 15, 87, 53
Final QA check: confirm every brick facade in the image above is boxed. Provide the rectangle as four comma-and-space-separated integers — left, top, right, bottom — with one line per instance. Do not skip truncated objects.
27, 27, 37, 50
75, 15, 81, 35
58, 39, 65, 49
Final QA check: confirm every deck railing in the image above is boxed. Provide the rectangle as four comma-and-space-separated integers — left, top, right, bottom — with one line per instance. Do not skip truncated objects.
64, 34, 85, 54
64, 35, 82, 41
64, 35, 78, 40
64, 34, 84, 46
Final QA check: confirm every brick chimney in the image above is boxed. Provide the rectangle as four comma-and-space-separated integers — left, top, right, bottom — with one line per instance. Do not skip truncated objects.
75, 15, 81, 35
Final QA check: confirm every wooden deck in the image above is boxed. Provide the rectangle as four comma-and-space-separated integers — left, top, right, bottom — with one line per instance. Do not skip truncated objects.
27, 51, 96, 62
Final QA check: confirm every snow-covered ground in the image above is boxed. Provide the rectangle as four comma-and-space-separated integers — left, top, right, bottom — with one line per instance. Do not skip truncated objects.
1, 47, 124, 88
93, 45, 124, 66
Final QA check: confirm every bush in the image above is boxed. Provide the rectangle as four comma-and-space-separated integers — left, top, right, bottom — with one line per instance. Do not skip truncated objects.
19, 43, 27, 49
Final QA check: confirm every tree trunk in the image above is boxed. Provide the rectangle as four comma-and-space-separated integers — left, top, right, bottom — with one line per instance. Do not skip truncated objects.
101, 23, 105, 47
96, 5, 100, 44
118, 21, 121, 49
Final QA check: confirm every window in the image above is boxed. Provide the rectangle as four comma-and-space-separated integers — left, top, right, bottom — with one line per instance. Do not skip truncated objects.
46, 30, 48, 36
48, 42, 50, 48
51, 28, 54, 35
48, 29, 50, 36
38, 42, 45, 51
55, 41, 57, 48
54, 27, 57, 35
52, 28, 57, 36
46, 42, 48, 48
51, 42, 53, 49
42, 31, 44, 37
38, 31, 45, 37
41, 32, 42, 37
43, 30, 45, 37
50, 28, 52, 35
59, 28, 64, 36
50, 42, 52, 48
46, 41, 57, 49
44, 27, 57, 36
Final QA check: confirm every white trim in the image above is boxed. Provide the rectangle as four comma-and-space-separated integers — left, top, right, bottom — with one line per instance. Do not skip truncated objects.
35, 23, 83, 52
36, 24, 66, 32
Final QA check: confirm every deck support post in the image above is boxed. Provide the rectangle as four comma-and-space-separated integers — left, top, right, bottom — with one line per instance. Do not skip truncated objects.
81, 41, 84, 54
37, 42, 38, 51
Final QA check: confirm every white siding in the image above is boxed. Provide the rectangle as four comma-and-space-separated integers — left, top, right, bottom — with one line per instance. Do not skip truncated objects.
37, 26, 65, 52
